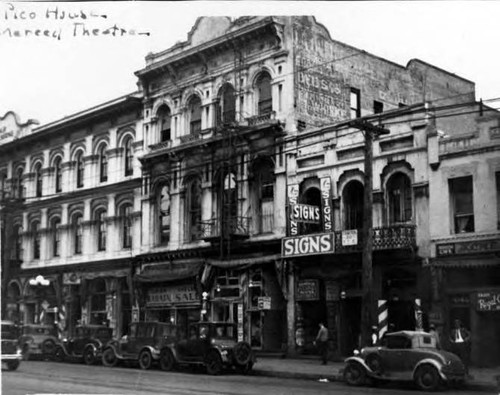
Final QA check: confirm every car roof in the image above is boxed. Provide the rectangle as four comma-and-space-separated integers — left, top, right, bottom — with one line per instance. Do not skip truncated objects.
76, 325, 109, 329
192, 321, 235, 326
1, 320, 16, 325
22, 324, 53, 328
385, 330, 430, 338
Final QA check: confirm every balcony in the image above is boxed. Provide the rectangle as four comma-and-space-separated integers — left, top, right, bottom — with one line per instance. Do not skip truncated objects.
148, 140, 172, 151
246, 111, 276, 127
334, 224, 416, 253
200, 216, 251, 242
216, 110, 237, 128
180, 130, 201, 144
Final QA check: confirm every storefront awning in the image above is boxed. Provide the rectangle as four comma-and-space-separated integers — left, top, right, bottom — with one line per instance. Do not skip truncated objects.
206, 253, 282, 269
135, 259, 204, 283
430, 257, 500, 268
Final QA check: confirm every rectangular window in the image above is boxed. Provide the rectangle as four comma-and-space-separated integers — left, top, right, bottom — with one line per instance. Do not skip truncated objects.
374, 100, 384, 114
350, 88, 361, 118
496, 172, 500, 230
278, 84, 283, 111
53, 228, 60, 257
449, 176, 474, 233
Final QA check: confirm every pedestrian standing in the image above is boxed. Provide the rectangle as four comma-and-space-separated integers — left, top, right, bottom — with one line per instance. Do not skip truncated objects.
314, 322, 328, 365
449, 319, 471, 377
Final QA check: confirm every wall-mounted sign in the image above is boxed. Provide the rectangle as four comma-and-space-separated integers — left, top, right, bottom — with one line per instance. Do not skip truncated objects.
63, 272, 81, 285
325, 280, 339, 301
450, 294, 470, 306
436, 238, 500, 257
282, 232, 335, 258
290, 203, 321, 223
476, 290, 500, 311
490, 127, 500, 140
147, 284, 199, 307
287, 184, 299, 236
237, 303, 244, 342
296, 279, 319, 301
258, 296, 272, 310
342, 230, 358, 246
320, 176, 333, 231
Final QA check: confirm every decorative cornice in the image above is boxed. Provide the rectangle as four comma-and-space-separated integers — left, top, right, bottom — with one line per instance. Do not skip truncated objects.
22, 172, 35, 180
41, 167, 54, 175
105, 215, 118, 224
107, 147, 124, 158
130, 211, 142, 219
82, 220, 97, 228
83, 154, 99, 164
61, 161, 76, 170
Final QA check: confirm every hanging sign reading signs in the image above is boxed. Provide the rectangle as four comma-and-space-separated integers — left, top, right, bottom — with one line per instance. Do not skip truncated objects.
476, 290, 500, 311
290, 203, 321, 223
282, 232, 335, 257
320, 176, 333, 231
287, 184, 299, 236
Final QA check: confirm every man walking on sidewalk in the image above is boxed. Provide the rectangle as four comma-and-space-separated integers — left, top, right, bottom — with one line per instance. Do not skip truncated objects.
449, 319, 471, 377
314, 322, 329, 365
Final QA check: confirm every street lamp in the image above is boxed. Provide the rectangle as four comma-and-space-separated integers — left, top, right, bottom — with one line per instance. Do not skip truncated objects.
201, 291, 209, 321
29, 275, 50, 287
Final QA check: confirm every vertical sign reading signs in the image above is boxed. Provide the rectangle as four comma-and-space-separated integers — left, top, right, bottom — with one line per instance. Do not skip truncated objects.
287, 184, 299, 236
320, 176, 333, 231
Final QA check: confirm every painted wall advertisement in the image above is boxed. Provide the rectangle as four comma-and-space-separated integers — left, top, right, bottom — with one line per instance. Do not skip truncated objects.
476, 290, 500, 311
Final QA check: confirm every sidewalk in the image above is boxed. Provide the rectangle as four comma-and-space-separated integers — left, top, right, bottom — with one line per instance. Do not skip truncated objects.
252, 357, 500, 392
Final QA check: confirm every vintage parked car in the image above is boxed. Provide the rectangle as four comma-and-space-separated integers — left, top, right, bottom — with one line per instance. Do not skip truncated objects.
159, 322, 255, 375
54, 325, 113, 365
344, 330, 466, 391
101, 321, 178, 370
18, 324, 59, 360
1, 321, 22, 371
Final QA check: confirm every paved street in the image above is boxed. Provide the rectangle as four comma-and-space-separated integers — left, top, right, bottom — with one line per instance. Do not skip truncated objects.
2, 361, 489, 395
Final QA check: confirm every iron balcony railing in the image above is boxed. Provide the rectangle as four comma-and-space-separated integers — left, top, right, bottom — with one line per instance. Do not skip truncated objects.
246, 111, 276, 126
199, 216, 251, 240
335, 224, 416, 253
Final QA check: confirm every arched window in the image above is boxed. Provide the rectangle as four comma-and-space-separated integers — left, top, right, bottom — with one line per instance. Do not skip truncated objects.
343, 181, 364, 230
189, 96, 202, 134
219, 171, 238, 233
120, 204, 133, 249
218, 84, 236, 125
72, 213, 83, 254
387, 173, 412, 224
54, 157, 62, 193
34, 163, 43, 197
186, 177, 202, 241
32, 221, 41, 260
75, 152, 84, 188
96, 209, 107, 251
98, 145, 108, 182
157, 105, 171, 142
256, 72, 272, 115
90, 279, 107, 325
299, 186, 322, 234
124, 138, 133, 177
15, 168, 24, 199
51, 217, 61, 257
158, 184, 170, 245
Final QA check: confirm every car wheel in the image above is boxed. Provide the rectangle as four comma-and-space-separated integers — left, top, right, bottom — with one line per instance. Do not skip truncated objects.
159, 349, 176, 371
233, 342, 252, 367
138, 349, 152, 370
7, 360, 20, 371
415, 365, 440, 391
102, 348, 118, 368
205, 350, 223, 375
21, 343, 31, 361
236, 361, 253, 375
54, 346, 65, 363
344, 362, 367, 386
365, 353, 384, 374
42, 339, 56, 357
83, 346, 95, 365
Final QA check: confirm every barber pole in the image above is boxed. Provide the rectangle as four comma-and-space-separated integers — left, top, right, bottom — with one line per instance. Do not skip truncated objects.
377, 299, 388, 340
414, 298, 423, 331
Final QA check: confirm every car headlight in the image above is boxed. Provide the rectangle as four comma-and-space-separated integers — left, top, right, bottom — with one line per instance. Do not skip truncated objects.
446, 360, 452, 365
220, 350, 228, 356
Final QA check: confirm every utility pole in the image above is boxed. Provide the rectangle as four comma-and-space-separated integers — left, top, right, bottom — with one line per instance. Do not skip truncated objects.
349, 119, 389, 347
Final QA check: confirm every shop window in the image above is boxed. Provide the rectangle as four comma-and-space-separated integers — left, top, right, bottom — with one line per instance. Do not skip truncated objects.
350, 88, 361, 118
387, 172, 412, 224
120, 204, 133, 249
253, 158, 275, 234
96, 209, 107, 251
343, 180, 364, 230
73, 213, 83, 254
124, 138, 134, 176
248, 270, 263, 309
34, 163, 43, 197
496, 172, 500, 230
98, 144, 108, 182
157, 105, 171, 142
449, 176, 474, 233
186, 176, 202, 242
75, 152, 84, 188
32, 221, 41, 260
257, 72, 272, 116
158, 184, 171, 245
90, 279, 107, 325
54, 157, 62, 193
214, 272, 240, 298
51, 218, 61, 257
189, 96, 202, 134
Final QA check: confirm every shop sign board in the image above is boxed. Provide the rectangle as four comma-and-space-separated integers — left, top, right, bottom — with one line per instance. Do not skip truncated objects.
325, 281, 339, 301
476, 290, 500, 311
296, 279, 319, 301
258, 296, 271, 310
320, 176, 333, 231
290, 203, 321, 223
147, 284, 199, 307
436, 238, 500, 257
282, 232, 335, 258
287, 184, 299, 236
342, 230, 358, 246
237, 303, 244, 342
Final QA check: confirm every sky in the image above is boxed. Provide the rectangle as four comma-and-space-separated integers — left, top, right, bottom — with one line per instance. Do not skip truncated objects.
1, 1, 500, 125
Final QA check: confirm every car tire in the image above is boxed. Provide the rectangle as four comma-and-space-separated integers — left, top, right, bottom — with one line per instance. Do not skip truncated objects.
233, 342, 252, 367
54, 346, 65, 363
236, 361, 253, 375
21, 343, 31, 361
344, 362, 367, 386
365, 353, 384, 374
138, 349, 152, 370
42, 339, 56, 357
415, 365, 440, 391
7, 360, 20, 371
102, 348, 118, 368
205, 350, 223, 375
159, 349, 176, 371
83, 346, 95, 365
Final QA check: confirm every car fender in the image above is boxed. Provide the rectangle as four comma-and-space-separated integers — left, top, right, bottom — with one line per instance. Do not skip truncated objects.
83, 343, 98, 356
161, 345, 179, 362
211, 347, 230, 364
344, 356, 374, 375
413, 359, 446, 381
141, 345, 161, 360
103, 343, 125, 360
56, 342, 70, 356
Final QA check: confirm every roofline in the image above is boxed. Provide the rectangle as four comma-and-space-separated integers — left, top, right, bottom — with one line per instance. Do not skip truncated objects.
407, 58, 475, 85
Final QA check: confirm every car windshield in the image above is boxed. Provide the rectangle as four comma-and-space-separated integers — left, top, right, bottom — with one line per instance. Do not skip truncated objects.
213, 324, 235, 340
1, 324, 18, 339
95, 328, 112, 340
24, 326, 56, 336
159, 325, 176, 338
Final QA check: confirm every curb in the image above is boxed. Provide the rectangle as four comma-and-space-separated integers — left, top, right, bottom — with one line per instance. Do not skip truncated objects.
253, 368, 497, 393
